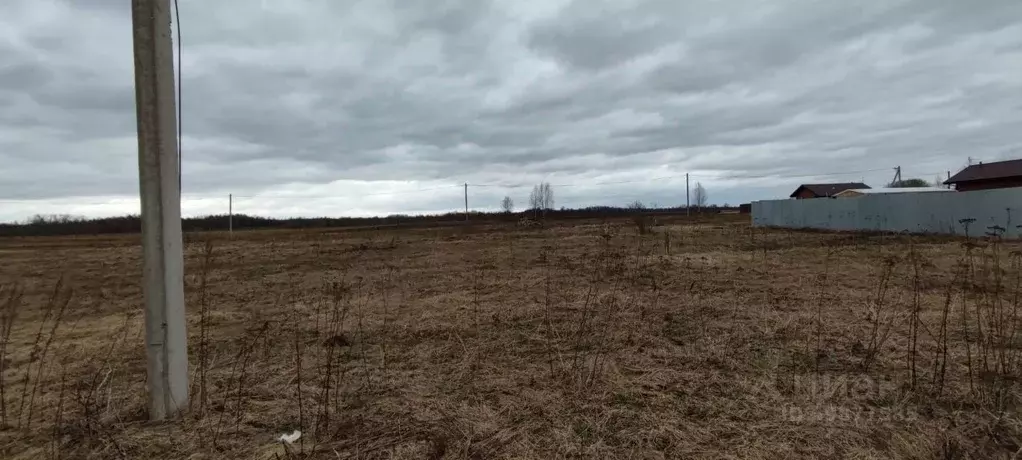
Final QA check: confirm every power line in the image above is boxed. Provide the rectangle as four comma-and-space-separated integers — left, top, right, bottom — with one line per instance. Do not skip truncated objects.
0, 169, 951, 205
469, 174, 690, 189
230, 184, 462, 199
689, 167, 891, 180
468, 168, 893, 189
0, 198, 143, 204
0, 194, 217, 204
0, 186, 466, 203
174, 0, 182, 196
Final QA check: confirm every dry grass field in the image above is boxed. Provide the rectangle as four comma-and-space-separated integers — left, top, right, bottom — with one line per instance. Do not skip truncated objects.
1, 214, 1021, 459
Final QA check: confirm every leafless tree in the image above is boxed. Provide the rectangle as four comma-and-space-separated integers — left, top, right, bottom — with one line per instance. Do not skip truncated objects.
542, 183, 554, 211
500, 196, 514, 214
693, 182, 708, 209
529, 182, 555, 217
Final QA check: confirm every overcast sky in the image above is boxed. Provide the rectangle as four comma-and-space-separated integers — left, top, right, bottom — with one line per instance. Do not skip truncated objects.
1, 0, 1020, 221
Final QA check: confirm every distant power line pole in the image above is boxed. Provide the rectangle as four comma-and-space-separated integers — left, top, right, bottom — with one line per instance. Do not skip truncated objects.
131, 0, 188, 420
686, 173, 690, 216
228, 193, 233, 236
891, 166, 901, 186
464, 183, 469, 221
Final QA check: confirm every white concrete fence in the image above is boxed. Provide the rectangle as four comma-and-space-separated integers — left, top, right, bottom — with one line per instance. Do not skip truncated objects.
752, 188, 1022, 238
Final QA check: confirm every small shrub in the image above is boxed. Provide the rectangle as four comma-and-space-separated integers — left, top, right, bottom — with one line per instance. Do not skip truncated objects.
633, 215, 654, 235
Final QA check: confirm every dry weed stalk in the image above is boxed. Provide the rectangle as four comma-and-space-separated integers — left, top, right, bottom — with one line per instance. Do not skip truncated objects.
568, 284, 597, 378
971, 226, 1022, 407
293, 313, 306, 455
473, 265, 483, 334
50, 364, 68, 460
66, 309, 133, 446
1007, 249, 1022, 377
585, 284, 624, 388
505, 232, 516, 287
960, 249, 976, 397
212, 320, 268, 448
812, 248, 834, 375
354, 277, 372, 392
906, 237, 922, 390
325, 277, 353, 419
0, 284, 23, 428
931, 273, 956, 397
22, 278, 72, 430
194, 240, 215, 418
315, 274, 353, 443
536, 247, 562, 381
231, 325, 265, 437
860, 255, 898, 373
381, 265, 395, 373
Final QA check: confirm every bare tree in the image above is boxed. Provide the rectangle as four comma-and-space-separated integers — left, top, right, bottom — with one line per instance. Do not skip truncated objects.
541, 182, 554, 211
529, 182, 554, 217
693, 182, 708, 210
500, 196, 514, 214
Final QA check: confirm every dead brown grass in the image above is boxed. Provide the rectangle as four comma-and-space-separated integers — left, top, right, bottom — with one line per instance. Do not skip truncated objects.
0, 215, 1021, 459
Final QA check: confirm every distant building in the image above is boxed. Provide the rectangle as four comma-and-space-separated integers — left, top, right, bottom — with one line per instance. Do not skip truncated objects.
789, 183, 870, 199
832, 187, 954, 198
944, 159, 1022, 192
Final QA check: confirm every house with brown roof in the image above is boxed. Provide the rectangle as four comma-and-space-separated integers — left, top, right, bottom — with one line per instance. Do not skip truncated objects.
832, 187, 953, 198
944, 158, 1022, 192
789, 182, 870, 199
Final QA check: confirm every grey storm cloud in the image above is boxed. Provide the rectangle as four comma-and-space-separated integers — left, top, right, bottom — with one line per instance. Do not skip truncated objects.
0, 0, 1021, 220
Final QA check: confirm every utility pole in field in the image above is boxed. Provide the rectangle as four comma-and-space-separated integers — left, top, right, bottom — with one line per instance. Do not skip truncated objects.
131, 0, 188, 420
685, 173, 690, 216
890, 166, 901, 186
228, 193, 233, 236
464, 183, 469, 221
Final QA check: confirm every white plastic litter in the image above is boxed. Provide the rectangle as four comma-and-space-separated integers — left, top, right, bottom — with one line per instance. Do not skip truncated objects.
278, 430, 302, 444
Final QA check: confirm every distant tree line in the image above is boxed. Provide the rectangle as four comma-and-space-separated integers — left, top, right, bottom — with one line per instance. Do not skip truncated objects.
0, 204, 736, 237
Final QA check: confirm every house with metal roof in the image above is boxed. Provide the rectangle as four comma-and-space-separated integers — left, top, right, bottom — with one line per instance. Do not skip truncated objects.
944, 159, 1022, 192
789, 182, 870, 199
832, 187, 954, 198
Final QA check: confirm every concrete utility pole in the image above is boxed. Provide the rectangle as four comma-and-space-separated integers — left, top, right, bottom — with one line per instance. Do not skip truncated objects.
686, 173, 690, 216
464, 183, 469, 221
131, 0, 188, 420
228, 193, 233, 235
891, 166, 901, 186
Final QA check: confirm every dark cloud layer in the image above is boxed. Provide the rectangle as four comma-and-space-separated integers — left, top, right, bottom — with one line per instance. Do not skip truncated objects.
0, 0, 1020, 220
